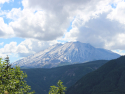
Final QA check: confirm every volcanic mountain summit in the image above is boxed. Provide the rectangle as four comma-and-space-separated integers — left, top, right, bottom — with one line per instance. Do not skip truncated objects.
12, 41, 120, 68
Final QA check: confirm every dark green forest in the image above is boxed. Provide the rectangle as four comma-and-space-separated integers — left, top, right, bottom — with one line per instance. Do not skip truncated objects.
22, 60, 108, 94
66, 56, 125, 94
2, 56, 125, 94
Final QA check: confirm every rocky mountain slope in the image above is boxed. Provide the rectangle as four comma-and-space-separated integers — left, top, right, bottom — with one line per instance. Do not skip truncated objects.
12, 41, 120, 68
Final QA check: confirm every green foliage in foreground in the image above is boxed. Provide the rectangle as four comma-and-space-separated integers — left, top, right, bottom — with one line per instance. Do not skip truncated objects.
49, 80, 66, 94
0, 58, 35, 94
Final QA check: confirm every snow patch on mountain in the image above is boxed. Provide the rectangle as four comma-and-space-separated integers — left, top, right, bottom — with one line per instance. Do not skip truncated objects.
12, 41, 120, 68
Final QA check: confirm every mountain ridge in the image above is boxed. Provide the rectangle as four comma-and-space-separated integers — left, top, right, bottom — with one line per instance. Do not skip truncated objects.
12, 41, 120, 68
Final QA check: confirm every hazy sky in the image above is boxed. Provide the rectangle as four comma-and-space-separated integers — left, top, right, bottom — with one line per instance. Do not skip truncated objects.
0, 0, 125, 63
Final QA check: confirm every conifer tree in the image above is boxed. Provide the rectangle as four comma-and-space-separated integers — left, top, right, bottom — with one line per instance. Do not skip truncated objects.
0, 56, 35, 94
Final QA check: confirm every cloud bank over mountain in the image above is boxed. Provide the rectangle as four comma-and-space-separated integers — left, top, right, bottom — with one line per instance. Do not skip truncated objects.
0, 0, 125, 59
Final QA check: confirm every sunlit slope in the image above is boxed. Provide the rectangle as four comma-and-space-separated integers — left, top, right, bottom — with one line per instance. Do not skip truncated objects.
13, 41, 120, 68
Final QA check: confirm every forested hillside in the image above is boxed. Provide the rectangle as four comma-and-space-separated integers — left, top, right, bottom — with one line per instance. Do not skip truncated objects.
22, 60, 108, 94
66, 56, 125, 94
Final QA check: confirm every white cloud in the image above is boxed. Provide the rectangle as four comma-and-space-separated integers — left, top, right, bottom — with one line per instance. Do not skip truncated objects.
8, 8, 69, 41
6, 8, 22, 20
0, 39, 57, 57
0, 0, 125, 58
0, 0, 12, 4
107, 1, 125, 24
0, 42, 4, 46
0, 42, 17, 60
0, 17, 14, 38
16, 38, 51, 54
7, 0, 116, 41
64, 12, 125, 50
0, 42, 17, 54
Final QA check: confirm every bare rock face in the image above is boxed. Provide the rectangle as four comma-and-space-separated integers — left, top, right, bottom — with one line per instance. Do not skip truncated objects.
12, 41, 120, 68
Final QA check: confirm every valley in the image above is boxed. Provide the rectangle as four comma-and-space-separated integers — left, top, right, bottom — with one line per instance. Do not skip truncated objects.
22, 60, 108, 94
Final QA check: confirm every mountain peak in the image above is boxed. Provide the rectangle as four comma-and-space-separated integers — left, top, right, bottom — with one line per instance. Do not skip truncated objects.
12, 41, 120, 68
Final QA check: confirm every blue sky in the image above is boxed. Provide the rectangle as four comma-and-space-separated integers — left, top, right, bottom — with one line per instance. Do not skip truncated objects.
0, 0, 23, 62
1, 0, 23, 10
0, 0, 23, 24
0, 0, 125, 63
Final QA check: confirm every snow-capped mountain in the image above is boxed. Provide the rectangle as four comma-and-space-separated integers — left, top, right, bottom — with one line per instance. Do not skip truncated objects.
12, 41, 120, 68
